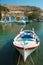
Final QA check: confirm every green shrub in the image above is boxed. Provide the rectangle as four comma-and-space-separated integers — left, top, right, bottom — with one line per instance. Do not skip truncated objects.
28, 12, 40, 20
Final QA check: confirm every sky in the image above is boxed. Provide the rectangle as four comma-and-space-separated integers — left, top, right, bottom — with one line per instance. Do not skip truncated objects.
0, 0, 43, 9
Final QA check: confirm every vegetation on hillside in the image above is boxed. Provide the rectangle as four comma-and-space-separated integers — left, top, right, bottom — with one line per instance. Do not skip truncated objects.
0, 5, 9, 12
24, 6, 42, 21
0, 5, 9, 20
24, 11, 40, 21
28, 12, 40, 20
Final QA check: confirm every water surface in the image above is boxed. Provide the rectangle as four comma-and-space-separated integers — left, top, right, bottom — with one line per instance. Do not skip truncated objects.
0, 22, 43, 65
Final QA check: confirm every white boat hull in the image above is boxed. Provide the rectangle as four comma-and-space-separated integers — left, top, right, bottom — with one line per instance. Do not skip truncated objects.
15, 47, 38, 62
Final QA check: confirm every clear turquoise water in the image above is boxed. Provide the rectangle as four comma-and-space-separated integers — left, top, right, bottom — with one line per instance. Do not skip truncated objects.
0, 22, 43, 65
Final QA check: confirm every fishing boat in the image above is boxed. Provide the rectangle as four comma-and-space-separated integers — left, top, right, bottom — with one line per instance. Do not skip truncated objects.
13, 28, 40, 62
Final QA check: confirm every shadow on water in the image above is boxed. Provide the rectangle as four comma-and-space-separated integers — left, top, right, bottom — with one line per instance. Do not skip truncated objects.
0, 39, 20, 65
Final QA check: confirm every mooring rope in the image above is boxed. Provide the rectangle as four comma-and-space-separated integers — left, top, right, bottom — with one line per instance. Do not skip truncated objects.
30, 55, 35, 65
17, 54, 21, 65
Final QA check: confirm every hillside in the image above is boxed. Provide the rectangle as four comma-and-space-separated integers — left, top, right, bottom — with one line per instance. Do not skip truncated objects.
0, 4, 42, 12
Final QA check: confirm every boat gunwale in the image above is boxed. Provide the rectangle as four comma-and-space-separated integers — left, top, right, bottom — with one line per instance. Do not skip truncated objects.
13, 42, 40, 50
